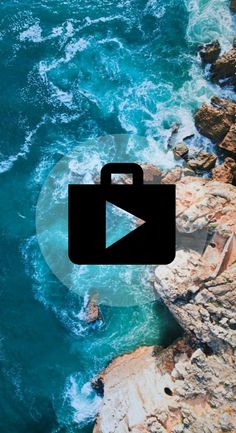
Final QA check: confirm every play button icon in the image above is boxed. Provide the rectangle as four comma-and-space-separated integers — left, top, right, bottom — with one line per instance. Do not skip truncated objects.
106, 201, 146, 248
68, 163, 176, 265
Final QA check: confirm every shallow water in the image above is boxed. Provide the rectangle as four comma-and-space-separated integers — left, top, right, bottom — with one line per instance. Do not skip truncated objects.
0, 0, 235, 431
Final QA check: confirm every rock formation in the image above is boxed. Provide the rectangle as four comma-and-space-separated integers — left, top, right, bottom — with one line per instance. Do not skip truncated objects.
199, 40, 221, 64
173, 143, 189, 160
219, 124, 236, 154
212, 157, 236, 184
91, 21, 236, 433
231, 0, 236, 12
85, 294, 101, 324
186, 150, 217, 171
92, 177, 236, 433
194, 96, 236, 143
210, 44, 236, 89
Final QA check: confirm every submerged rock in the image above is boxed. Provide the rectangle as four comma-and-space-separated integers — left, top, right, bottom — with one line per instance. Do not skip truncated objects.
199, 40, 221, 64
194, 97, 236, 143
231, 0, 236, 11
167, 122, 180, 147
85, 294, 101, 324
212, 157, 236, 184
210, 45, 236, 89
187, 150, 217, 171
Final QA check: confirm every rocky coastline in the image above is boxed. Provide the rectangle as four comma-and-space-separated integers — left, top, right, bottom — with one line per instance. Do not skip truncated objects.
91, 7, 236, 433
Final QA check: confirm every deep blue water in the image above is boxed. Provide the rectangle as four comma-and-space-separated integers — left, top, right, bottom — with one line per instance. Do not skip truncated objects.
0, 0, 235, 432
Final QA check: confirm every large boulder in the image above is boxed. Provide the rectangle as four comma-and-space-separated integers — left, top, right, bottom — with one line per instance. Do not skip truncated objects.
210, 45, 236, 89
199, 40, 221, 64
187, 150, 217, 171
173, 143, 189, 160
212, 157, 236, 184
194, 97, 236, 143
218, 124, 236, 154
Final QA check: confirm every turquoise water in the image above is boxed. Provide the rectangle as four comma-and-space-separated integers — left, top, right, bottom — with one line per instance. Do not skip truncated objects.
0, 0, 235, 432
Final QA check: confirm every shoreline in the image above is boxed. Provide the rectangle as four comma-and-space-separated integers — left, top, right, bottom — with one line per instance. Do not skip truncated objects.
91, 5, 236, 433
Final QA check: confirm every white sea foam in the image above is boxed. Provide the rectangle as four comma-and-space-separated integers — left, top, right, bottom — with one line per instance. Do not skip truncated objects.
65, 375, 102, 425
99, 37, 124, 49
185, 0, 235, 49
0, 118, 45, 174
65, 38, 89, 62
20, 23, 43, 42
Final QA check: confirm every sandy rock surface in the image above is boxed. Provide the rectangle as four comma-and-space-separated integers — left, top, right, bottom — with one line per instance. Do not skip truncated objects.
93, 177, 236, 433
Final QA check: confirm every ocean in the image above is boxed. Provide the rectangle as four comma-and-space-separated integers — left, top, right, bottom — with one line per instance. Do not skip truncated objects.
0, 0, 235, 432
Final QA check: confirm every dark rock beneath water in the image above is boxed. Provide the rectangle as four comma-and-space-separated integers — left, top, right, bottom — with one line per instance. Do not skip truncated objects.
91, 376, 104, 397
85, 294, 101, 324
230, 0, 236, 12
199, 40, 221, 64
167, 122, 180, 147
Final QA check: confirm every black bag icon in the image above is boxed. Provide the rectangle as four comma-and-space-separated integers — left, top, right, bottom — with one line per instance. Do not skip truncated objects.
68, 163, 175, 265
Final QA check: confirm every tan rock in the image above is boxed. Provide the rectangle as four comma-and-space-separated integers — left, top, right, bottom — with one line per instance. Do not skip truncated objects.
141, 163, 162, 184
173, 143, 189, 160
182, 167, 195, 177
212, 158, 236, 184
93, 335, 236, 433
218, 124, 236, 154
211, 96, 236, 121
187, 150, 217, 170
161, 167, 182, 184
194, 97, 236, 143
93, 177, 236, 433
210, 46, 236, 88
175, 177, 236, 235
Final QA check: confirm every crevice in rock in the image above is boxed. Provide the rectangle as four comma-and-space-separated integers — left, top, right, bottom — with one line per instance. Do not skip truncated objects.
164, 387, 173, 396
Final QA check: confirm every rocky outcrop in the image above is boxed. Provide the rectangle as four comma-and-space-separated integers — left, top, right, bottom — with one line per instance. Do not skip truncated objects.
140, 163, 163, 183
212, 157, 236, 183
210, 44, 236, 89
194, 97, 236, 143
199, 40, 221, 64
85, 294, 101, 324
93, 338, 236, 433
187, 150, 217, 171
219, 124, 236, 154
173, 143, 189, 160
231, 0, 236, 12
161, 167, 182, 184
93, 177, 236, 433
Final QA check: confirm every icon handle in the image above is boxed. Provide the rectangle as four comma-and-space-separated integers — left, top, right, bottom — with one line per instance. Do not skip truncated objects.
100, 163, 143, 185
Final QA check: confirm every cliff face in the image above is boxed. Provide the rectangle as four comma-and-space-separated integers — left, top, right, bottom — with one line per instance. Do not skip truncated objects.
92, 177, 236, 433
